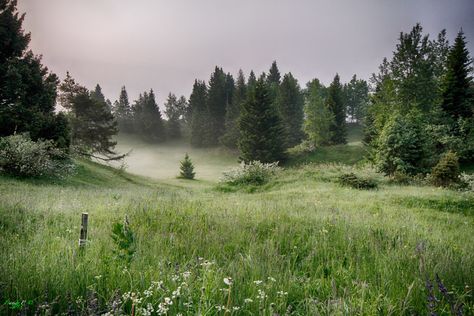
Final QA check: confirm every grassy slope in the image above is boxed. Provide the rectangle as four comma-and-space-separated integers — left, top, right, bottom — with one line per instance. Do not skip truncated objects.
1, 134, 473, 314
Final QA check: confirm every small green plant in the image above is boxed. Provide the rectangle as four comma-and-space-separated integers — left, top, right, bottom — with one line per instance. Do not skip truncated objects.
0, 133, 74, 178
430, 151, 460, 187
178, 153, 195, 179
337, 172, 378, 190
111, 217, 136, 266
220, 161, 281, 186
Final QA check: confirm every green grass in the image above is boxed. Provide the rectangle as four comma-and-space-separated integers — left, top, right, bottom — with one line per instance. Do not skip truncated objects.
1, 152, 473, 314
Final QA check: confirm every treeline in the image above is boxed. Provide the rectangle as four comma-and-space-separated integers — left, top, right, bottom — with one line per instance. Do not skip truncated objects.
1, 0, 473, 179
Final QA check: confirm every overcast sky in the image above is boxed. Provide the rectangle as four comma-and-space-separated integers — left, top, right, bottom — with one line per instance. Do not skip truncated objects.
18, 0, 474, 105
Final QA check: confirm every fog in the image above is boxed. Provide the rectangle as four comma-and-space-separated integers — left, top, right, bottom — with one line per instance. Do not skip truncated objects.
113, 135, 238, 181
18, 0, 474, 105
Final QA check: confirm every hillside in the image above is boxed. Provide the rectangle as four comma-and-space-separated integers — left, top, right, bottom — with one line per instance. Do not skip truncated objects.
1, 147, 473, 314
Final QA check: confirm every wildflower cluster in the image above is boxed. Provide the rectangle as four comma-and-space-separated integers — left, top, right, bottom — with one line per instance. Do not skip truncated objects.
220, 161, 282, 186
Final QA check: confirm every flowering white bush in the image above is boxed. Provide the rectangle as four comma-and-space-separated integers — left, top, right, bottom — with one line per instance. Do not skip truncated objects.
0, 133, 74, 177
220, 161, 282, 186
459, 172, 474, 192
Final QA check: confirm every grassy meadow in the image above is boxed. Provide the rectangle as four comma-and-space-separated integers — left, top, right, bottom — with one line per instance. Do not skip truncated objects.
1, 129, 473, 315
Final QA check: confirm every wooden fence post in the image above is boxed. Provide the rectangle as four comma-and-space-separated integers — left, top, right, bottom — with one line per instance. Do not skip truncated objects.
79, 212, 89, 247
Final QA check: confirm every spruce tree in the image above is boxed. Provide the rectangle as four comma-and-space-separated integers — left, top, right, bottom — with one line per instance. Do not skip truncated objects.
132, 90, 166, 142
267, 61, 281, 85
326, 74, 347, 144
189, 80, 209, 147
91, 84, 106, 103
239, 78, 286, 163
276, 73, 304, 147
304, 79, 333, 146
221, 70, 246, 148
344, 75, 369, 123
247, 70, 257, 92
113, 86, 133, 133
164, 93, 185, 139
178, 153, 195, 179
441, 30, 473, 121
206, 67, 227, 145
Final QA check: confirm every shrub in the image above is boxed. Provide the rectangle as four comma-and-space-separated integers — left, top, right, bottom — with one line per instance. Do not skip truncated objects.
374, 113, 432, 175
459, 173, 474, 192
220, 161, 281, 186
430, 151, 460, 187
337, 172, 378, 190
178, 153, 195, 179
0, 133, 74, 178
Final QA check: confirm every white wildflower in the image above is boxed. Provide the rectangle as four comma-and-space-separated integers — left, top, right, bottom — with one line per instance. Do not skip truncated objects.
223, 277, 233, 286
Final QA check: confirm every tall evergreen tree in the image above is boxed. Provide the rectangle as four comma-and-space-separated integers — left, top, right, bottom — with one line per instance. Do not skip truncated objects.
267, 61, 281, 85
91, 84, 106, 103
276, 73, 304, 147
132, 90, 166, 142
326, 74, 347, 144
304, 79, 333, 146
247, 70, 257, 92
221, 70, 246, 148
189, 80, 209, 147
239, 78, 286, 163
206, 66, 227, 145
113, 86, 133, 133
344, 75, 369, 123
441, 30, 473, 120
164, 93, 186, 139
0, 0, 70, 148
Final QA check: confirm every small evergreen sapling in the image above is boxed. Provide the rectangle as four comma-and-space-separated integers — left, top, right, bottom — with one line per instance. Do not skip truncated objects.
179, 153, 195, 179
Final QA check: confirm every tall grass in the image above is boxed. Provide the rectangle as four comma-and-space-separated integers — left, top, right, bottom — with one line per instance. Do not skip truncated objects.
0, 159, 473, 314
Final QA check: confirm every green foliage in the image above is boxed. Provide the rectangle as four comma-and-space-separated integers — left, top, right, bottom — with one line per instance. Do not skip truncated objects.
206, 67, 229, 145
344, 74, 369, 123
189, 80, 209, 147
164, 93, 187, 139
132, 89, 166, 143
441, 30, 473, 121
459, 172, 474, 192
111, 218, 136, 266
221, 70, 246, 149
178, 153, 195, 179
276, 73, 305, 147
337, 172, 378, 190
326, 74, 347, 144
0, 133, 74, 177
374, 113, 432, 175
0, 1, 69, 147
220, 160, 281, 186
113, 86, 134, 133
430, 151, 460, 187
304, 79, 333, 147
239, 79, 287, 163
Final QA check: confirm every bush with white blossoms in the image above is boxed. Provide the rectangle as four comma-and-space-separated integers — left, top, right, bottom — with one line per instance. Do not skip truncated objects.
220, 161, 282, 186
0, 133, 74, 178
459, 172, 474, 192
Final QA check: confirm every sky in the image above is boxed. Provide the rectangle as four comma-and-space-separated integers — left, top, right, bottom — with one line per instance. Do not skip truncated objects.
18, 0, 474, 106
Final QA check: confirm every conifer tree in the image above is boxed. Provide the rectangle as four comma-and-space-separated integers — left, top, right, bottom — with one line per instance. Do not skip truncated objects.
91, 84, 106, 103
221, 70, 246, 148
276, 73, 304, 147
206, 67, 227, 145
267, 61, 281, 85
189, 80, 209, 147
247, 70, 257, 92
113, 86, 133, 133
0, 0, 70, 147
178, 153, 195, 179
326, 74, 347, 144
304, 79, 333, 146
344, 75, 369, 123
441, 30, 473, 121
133, 90, 166, 142
164, 93, 186, 139
239, 78, 286, 163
